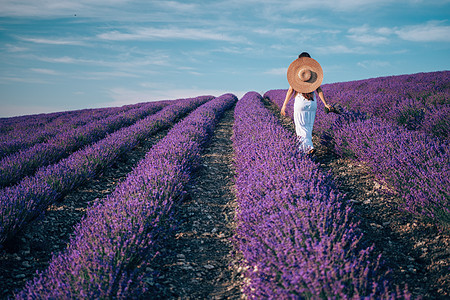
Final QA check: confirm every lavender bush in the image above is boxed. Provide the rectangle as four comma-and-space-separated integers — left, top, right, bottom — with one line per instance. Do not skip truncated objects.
421, 104, 450, 140
321, 71, 450, 139
16, 93, 237, 299
0, 96, 212, 245
0, 101, 167, 187
333, 118, 450, 226
233, 92, 406, 298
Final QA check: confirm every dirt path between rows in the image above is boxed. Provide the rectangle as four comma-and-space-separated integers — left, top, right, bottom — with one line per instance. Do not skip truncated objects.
261, 97, 449, 299
150, 107, 243, 299
0, 127, 171, 299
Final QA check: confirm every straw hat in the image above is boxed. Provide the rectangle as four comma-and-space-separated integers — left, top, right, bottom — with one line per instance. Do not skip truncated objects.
287, 57, 323, 93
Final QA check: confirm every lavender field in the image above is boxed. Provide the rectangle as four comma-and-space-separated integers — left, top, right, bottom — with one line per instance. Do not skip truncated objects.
0, 71, 449, 299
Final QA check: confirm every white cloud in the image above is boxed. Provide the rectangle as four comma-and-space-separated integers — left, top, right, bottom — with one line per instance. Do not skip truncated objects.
242, 0, 426, 13
315, 44, 363, 54
357, 60, 391, 69
72, 71, 141, 80
5, 44, 28, 52
0, 0, 128, 18
264, 68, 286, 75
98, 27, 241, 43
347, 25, 390, 45
376, 27, 393, 35
346, 21, 450, 45
30, 68, 59, 75
17, 36, 86, 46
153, 1, 198, 13
0, 76, 49, 84
34, 54, 169, 69
253, 28, 300, 37
106, 87, 244, 107
39, 56, 79, 64
395, 21, 450, 42
347, 34, 389, 45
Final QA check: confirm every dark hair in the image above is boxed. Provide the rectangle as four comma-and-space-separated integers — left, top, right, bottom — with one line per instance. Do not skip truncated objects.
298, 52, 314, 100
298, 52, 311, 58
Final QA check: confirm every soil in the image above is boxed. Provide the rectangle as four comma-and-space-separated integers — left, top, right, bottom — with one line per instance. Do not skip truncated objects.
147, 107, 243, 299
261, 97, 449, 299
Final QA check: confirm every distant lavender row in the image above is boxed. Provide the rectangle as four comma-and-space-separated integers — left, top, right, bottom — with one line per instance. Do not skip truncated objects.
265, 80, 450, 225
0, 101, 148, 135
0, 102, 150, 160
0, 101, 167, 188
0, 96, 213, 245
233, 92, 404, 298
17, 93, 237, 299
0, 109, 78, 132
322, 71, 450, 140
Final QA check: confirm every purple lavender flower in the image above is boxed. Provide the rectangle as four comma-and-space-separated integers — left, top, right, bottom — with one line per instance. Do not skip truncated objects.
16, 94, 237, 299
233, 91, 402, 298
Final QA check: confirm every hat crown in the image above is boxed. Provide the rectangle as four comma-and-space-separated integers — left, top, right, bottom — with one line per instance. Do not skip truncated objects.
298, 68, 311, 82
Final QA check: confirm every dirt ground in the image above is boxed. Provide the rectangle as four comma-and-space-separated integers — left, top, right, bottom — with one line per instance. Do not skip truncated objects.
147, 107, 243, 299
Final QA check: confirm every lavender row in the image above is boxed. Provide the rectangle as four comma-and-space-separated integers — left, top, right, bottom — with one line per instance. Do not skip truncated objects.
0, 96, 213, 245
232, 92, 405, 298
333, 118, 450, 226
17, 93, 237, 299
0, 101, 145, 135
0, 101, 168, 188
322, 71, 449, 140
0, 102, 148, 160
264, 86, 449, 226
0, 109, 78, 132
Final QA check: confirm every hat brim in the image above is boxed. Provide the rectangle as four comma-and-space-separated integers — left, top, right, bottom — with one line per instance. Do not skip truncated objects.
287, 57, 323, 93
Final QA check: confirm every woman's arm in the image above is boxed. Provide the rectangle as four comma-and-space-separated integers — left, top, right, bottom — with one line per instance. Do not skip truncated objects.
316, 86, 331, 110
281, 86, 295, 116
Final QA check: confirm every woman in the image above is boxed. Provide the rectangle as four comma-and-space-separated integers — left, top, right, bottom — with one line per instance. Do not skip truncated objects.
281, 52, 332, 155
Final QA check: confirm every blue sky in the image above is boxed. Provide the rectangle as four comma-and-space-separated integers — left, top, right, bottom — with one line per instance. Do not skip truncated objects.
1, 0, 449, 117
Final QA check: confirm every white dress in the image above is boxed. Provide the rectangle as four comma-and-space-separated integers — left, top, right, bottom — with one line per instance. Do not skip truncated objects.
294, 92, 317, 153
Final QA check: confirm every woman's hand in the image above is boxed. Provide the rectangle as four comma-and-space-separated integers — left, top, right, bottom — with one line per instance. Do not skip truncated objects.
281, 86, 294, 117
324, 103, 332, 110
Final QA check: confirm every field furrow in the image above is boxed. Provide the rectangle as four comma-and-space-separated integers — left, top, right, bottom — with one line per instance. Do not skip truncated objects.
0, 96, 212, 245
149, 107, 243, 299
